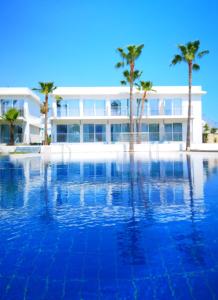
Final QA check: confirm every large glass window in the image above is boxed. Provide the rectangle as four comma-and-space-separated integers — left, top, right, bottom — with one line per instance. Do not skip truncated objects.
135, 98, 148, 116
0, 99, 24, 117
83, 124, 106, 142
164, 123, 182, 141
164, 99, 182, 115
68, 124, 80, 142
83, 100, 106, 116
56, 124, 80, 143
138, 123, 159, 141
149, 124, 159, 141
111, 99, 129, 116
148, 99, 159, 115
57, 100, 80, 117
111, 123, 130, 142
0, 124, 23, 144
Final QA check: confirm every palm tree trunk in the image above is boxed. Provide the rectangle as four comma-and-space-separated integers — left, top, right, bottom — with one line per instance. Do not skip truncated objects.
137, 92, 146, 144
9, 123, 15, 146
129, 64, 134, 152
186, 62, 192, 151
44, 94, 48, 145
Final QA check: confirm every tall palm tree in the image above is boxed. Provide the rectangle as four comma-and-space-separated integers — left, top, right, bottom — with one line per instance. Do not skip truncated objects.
116, 44, 144, 152
171, 40, 209, 151
1, 108, 19, 145
33, 82, 56, 145
136, 81, 156, 143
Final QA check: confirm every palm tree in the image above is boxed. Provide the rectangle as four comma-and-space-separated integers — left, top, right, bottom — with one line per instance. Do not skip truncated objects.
136, 81, 155, 143
1, 108, 19, 145
171, 40, 209, 151
116, 44, 144, 152
33, 82, 56, 145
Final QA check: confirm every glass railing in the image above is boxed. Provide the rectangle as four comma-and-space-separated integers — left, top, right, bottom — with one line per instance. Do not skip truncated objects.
111, 108, 129, 116
163, 132, 183, 141
83, 133, 106, 142
83, 108, 106, 116
57, 108, 80, 117
56, 133, 80, 143
0, 133, 23, 144
111, 132, 160, 142
54, 105, 191, 117
1, 107, 24, 117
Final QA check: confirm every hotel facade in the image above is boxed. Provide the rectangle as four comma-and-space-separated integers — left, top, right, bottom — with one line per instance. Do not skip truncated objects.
0, 88, 41, 144
50, 86, 205, 145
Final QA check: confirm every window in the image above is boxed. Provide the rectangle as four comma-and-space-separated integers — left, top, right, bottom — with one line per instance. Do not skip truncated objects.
83, 100, 106, 116
57, 100, 80, 117
138, 123, 159, 141
0, 99, 24, 117
0, 124, 23, 144
83, 124, 106, 142
135, 98, 148, 116
148, 99, 159, 115
164, 123, 182, 141
164, 99, 182, 115
149, 124, 159, 141
111, 123, 130, 142
68, 124, 80, 142
56, 124, 80, 143
111, 99, 129, 116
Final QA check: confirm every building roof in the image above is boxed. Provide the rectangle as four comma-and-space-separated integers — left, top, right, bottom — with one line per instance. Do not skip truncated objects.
0, 87, 40, 103
53, 86, 206, 97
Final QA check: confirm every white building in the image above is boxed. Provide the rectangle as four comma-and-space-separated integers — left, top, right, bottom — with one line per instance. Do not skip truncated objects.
50, 86, 205, 145
0, 88, 41, 144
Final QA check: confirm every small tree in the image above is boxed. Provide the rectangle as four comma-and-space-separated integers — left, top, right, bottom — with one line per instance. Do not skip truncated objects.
136, 81, 155, 143
171, 40, 209, 151
203, 123, 210, 143
116, 44, 144, 151
211, 128, 217, 134
1, 108, 19, 145
33, 82, 56, 145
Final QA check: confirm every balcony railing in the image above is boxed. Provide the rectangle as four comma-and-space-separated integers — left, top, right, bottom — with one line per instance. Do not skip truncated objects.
1, 107, 24, 117
56, 133, 80, 143
83, 133, 106, 142
54, 104, 191, 117
83, 108, 106, 116
0, 133, 23, 144
57, 108, 80, 117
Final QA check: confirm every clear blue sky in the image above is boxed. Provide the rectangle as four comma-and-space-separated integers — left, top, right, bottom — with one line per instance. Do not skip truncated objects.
0, 0, 217, 121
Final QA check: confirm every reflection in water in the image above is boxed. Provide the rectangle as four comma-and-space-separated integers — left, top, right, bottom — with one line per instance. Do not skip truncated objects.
1, 153, 218, 298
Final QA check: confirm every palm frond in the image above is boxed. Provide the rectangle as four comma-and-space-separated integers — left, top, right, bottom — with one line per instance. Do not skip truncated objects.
171, 54, 183, 65
2, 108, 19, 122
192, 63, 200, 71
115, 62, 124, 68
198, 50, 209, 58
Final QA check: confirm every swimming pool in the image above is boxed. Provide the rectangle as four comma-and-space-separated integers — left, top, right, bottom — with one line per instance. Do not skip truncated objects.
0, 153, 218, 299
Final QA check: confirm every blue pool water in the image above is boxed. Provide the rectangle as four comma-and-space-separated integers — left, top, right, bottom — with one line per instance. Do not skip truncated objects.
0, 153, 218, 299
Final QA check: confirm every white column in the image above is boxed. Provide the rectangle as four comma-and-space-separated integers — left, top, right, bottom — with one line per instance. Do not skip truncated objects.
51, 121, 57, 143
106, 121, 111, 144
106, 97, 111, 116
24, 122, 30, 144
52, 99, 57, 117
159, 120, 165, 142
80, 121, 83, 143
80, 98, 83, 117
24, 100, 29, 119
